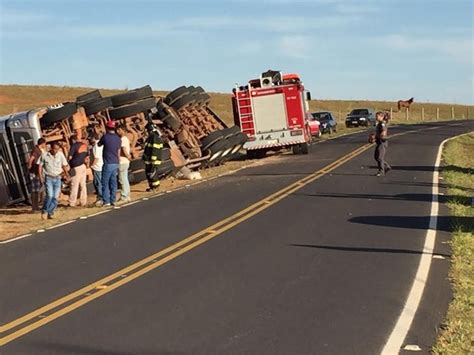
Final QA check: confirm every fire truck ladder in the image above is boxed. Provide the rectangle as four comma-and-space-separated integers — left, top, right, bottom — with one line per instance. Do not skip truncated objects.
235, 87, 254, 134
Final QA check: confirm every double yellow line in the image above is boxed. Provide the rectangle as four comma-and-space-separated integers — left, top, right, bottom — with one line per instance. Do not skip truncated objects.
0, 142, 372, 346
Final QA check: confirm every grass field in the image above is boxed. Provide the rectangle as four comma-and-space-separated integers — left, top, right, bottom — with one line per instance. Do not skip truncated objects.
433, 133, 474, 354
1, 85, 472, 126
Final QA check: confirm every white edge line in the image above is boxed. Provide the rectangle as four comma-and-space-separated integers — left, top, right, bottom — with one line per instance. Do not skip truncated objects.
46, 220, 75, 230
380, 132, 471, 354
0, 233, 32, 244
87, 210, 111, 217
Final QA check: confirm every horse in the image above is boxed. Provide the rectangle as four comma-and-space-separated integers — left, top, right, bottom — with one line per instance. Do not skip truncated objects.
397, 97, 414, 111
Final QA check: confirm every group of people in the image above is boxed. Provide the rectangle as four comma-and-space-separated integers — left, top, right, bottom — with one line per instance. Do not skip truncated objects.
28, 120, 133, 220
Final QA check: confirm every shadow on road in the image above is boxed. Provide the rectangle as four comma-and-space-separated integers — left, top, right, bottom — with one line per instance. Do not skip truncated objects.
348, 215, 473, 233
294, 192, 472, 206
289, 243, 450, 257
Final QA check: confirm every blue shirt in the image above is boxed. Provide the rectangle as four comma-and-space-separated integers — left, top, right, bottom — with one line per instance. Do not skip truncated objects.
98, 132, 121, 164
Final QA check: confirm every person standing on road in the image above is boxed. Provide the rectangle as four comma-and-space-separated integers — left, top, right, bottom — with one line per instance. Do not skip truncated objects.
90, 133, 104, 203
68, 134, 89, 207
39, 142, 70, 219
142, 123, 164, 192
28, 138, 47, 212
374, 111, 391, 177
116, 124, 132, 203
98, 121, 121, 207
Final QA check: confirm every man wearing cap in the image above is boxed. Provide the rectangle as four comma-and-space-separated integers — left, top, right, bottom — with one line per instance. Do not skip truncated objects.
97, 121, 121, 206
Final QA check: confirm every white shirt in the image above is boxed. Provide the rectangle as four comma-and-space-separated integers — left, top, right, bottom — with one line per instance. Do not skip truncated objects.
91, 143, 104, 171
120, 136, 131, 164
41, 151, 68, 177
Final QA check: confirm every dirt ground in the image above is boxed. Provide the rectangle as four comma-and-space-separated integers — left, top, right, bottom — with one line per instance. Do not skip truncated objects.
0, 157, 266, 241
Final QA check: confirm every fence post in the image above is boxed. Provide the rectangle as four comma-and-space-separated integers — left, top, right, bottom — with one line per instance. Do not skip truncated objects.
436, 107, 440, 120
339, 110, 342, 123
390, 107, 393, 120
406, 108, 409, 120
421, 107, 425, 121
451, 107, 455, 119
468, 107, 470, 118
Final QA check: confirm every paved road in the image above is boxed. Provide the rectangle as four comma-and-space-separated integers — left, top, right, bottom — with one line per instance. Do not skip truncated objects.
1, 120, 473, 354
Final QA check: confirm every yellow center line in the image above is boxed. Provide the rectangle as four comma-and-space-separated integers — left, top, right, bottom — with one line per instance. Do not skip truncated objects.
0, 126, 431, 346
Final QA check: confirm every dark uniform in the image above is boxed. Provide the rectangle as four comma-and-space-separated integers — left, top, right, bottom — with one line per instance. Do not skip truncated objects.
142, 130, 164, 191
374, 121, 391, 175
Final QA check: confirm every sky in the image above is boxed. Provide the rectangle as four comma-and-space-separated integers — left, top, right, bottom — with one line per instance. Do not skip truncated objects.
1, 0, 473, 104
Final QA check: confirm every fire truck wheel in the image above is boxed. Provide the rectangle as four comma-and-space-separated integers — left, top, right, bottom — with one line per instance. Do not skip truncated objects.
111, 85, 153, 107
164, 86, 190, 105
200, 130, 224, 151
163, 114, 182, 131
41, 103, 78, 128
301, 142, 309, 154
76, 89, 102, 105
292, 145, 301, 155
170, 95, 197, 111
83, 97, 112, 116
247, 149, 266, 159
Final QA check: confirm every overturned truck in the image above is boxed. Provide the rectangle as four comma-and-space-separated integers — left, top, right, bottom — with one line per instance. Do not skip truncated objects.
0, 85, 247, 207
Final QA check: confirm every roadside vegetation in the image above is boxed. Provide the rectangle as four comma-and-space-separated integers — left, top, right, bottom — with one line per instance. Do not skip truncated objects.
433, 133, 474, 354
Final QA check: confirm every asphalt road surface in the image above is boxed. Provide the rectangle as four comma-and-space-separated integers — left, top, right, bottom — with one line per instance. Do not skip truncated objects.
1, 120, 473, 355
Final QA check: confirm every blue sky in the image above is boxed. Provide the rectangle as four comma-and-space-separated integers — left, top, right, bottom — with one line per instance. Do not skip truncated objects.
1, 0, 473, 104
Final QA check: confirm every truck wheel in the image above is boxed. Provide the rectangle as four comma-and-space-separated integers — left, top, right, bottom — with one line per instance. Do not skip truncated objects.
109, 103, 142, 120
194, 93, 211, 106
292, 145, 302, 155
171, 95, 197, 111
137, 97, 157, 111
111, 85, 153, 107
300, 142, 309, 154
41, 103, 77, 127
76, 89, 101, 104
156, 148, 171, 161
162, 113, 182, 131
221, 126, 241, 139
164, 86, 190, 105
201, 130, 224, 151
207, 139, 228, 162
83, 97, 112, 116
155, 159, 175, 177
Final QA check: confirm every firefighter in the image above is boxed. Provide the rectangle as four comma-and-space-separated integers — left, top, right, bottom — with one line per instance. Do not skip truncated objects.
143, 122, 164, 192
374, 111, 391, 176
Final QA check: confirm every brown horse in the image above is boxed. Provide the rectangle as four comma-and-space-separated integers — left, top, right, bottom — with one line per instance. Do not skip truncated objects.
397, 97, 414, 111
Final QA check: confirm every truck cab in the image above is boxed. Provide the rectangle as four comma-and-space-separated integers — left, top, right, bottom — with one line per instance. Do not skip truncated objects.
232, 70, 312, 157
0, 110, 43, 206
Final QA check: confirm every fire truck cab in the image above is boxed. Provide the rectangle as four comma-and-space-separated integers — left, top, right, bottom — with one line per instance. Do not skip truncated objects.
232, 70, 312, 158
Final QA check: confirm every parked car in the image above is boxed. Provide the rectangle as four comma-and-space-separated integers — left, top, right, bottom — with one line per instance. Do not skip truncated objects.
306, 113, 321, 138
312, 111, 337, 134
345, 108, 375, 127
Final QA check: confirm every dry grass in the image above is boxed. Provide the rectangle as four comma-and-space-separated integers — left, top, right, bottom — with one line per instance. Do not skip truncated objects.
432, 133, 474, 354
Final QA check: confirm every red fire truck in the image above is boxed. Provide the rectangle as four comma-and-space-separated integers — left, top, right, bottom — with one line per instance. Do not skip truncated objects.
232, 70, 313, 158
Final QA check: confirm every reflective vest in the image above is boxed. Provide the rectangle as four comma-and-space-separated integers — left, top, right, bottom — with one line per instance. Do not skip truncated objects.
142, 132, 164, 165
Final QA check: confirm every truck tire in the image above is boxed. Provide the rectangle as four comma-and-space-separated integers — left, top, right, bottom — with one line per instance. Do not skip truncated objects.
300, 142, 309, 154
193, 86, 205, 94
164, 86, 189, 105
156, 148, 171, 161
194, 93, 211, 106
83, 97, 112, 116
162, 113, 182, 131
109, 103, 142, 120
247, 149, 266, 159
41, 103, 77, 127
137, 97, 157, 111
170, 95, 197, 111
207, 139, 229, 162
76, 90, 101, 104
201, 130, 224, 151
221, 126, 241, 139
155, 159, 175, 177
111, 85, 153, 107
230, 133, 248, 154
